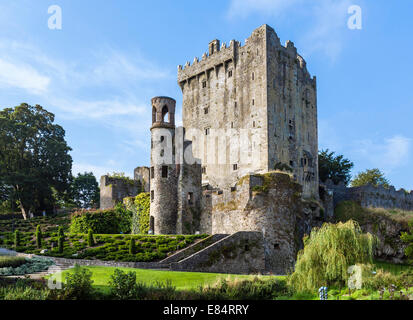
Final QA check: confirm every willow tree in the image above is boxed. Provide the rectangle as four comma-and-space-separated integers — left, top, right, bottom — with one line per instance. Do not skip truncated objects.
288, 220, 376, 292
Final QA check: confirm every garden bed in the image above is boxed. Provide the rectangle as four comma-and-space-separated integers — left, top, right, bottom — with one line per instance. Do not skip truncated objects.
0, 232, 208, 262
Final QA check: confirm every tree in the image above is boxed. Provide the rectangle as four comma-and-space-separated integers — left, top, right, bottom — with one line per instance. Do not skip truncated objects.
71, 172, 100, 209
351, 168, 390, 188
318, 149, 354, 185
288, 220, 376, 292
0, 104, 73, 219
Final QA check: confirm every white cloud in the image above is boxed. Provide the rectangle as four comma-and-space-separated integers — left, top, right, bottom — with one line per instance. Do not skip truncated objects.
354, 135, 411, 173
72, 162, 133, 182
300, 0, 352, 61
227, 0, 354, 61
51, 98, 147, 119
0, 58, 50, 94
72, 163, 117, 181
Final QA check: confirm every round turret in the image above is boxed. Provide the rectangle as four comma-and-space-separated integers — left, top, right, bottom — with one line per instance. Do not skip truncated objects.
149, 96, 178, 235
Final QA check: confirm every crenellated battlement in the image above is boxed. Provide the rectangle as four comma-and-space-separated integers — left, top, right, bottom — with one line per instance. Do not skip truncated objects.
325, 179, 413, 211
177, 39, 239, 83
177, 24, 314, 85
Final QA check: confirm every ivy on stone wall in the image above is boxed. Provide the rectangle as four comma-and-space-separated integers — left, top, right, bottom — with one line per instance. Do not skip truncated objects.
124, 193, 150, 235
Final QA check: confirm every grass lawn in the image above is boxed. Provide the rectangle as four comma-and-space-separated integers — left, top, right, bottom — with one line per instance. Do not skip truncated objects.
54, 266, 280, 293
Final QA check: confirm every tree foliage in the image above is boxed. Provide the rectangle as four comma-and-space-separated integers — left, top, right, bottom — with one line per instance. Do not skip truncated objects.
0, 104, 72, 219
318, 149, 354, 185
71, 172, 100, 209
127, 193, 150, 235
288, 220, 376, 292
401, 220, 413, 265
351, 168, 390, 188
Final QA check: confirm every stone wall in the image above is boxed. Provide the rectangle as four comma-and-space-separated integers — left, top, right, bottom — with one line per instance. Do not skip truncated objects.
100, 176, 141, 210
200, 171, 317, 274
134, 166, 150, 192
171, 231, 265, 274
325, 180, 413, 211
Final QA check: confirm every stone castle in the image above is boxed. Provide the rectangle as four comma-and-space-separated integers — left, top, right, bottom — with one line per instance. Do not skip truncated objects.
100, 25, 413, 274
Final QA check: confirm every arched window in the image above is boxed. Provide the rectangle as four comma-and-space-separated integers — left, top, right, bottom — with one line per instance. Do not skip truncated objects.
162, 105, 169, 123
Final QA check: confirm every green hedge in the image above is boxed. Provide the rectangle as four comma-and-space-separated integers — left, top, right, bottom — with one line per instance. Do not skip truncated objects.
70, 206, 131, 234
0, 230, 208, 263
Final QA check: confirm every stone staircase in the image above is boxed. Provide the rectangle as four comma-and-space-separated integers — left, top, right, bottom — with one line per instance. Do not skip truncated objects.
160, 234, 229, 265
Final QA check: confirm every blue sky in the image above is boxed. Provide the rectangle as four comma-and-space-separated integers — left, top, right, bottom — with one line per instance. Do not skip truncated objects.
0, 0, 412, 191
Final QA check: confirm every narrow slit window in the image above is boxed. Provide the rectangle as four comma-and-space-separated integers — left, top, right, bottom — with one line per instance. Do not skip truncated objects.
162, 166, 168, 178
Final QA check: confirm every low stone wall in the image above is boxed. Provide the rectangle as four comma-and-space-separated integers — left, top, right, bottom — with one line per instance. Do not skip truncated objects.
10, 251, 169, 269
171, 231, 265, 275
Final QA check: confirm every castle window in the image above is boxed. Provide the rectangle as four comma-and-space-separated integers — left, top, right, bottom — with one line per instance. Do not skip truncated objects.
202, 166, 206, 174
290, 161, 294, 167
252, 99, 255, 105
162, 166, 168, 178
231, 186, 237, 192
231, 122, 234, 128
160, 149, 164, 157
228, 70, 233, 77
161, 106, 169, 123
233, 164, 238, 171
160, 136, 165, 142
150, 216, 154, 232
150, 167, 154, 179
205, 128, 210, 135
150, 190, 154, 202
187, 192, 193, 205
252, 72, 255, 80
274, 243, 280, 250
202, 81, 207, 88
253, 121, 256, 128
204, 107, 209, 114
234, 102, 237, 108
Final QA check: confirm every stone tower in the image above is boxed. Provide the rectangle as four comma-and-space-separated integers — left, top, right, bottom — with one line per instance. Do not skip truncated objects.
149, 96, 178, 234
177, 24, 319, 199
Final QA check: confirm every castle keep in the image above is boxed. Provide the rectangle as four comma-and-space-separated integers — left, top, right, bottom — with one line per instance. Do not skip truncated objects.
178, 24, 318, 198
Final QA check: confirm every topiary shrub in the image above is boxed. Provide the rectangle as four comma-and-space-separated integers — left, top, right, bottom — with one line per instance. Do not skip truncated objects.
129, 238, 136, 255
14, 230, 20, 248
87, 229, 95, 247
58, 226, 64, 253
36, 225, 42, 249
